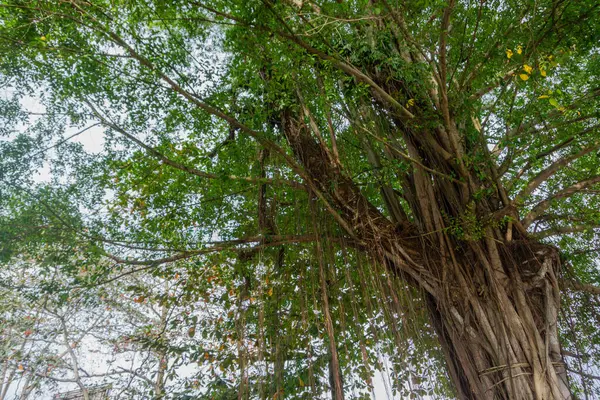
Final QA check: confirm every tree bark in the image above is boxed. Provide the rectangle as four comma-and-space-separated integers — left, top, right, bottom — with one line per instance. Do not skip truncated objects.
424, 242, 571, 399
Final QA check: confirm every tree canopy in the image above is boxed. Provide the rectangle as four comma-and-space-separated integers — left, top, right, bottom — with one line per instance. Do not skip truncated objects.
1, 0, 600, 399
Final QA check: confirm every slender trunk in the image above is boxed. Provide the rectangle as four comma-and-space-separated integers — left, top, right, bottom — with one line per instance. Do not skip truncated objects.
299, 273, 318, 397
155, 290, 169, 398
18, 371, 36, 400
0, 327, 13, 400
257, 287, 267, 400
343, 251, 375, 396
0, 362, 13, 400
270, 251, 286, 398
155, 353, 167, 398
60, 317, 88, 400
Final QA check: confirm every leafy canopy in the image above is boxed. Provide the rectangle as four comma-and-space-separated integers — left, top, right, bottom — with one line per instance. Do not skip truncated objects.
1, 0, 600, 398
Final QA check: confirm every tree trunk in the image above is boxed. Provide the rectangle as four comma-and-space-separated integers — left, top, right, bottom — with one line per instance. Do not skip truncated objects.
280, 110, 573, 399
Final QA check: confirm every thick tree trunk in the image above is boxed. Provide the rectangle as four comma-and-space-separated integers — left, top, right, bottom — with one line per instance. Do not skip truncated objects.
280, 110, 572, 399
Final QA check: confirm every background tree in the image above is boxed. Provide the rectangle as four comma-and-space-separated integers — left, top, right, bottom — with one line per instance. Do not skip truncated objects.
0, 255, 229, 400
1, 0, 600, 399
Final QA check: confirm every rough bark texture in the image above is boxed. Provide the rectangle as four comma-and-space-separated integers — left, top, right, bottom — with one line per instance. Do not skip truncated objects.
281, 109, 572, 399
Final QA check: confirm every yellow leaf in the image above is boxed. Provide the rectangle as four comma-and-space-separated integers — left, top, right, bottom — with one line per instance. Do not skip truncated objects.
519, 74, 529, 81
523, 64, 533, 74
538, 95, 549, 99
516, 45, 523, 55
299, 376, 305, 387
540, 69, 547, 77
267, 287, 273, 296
406, 98, 415, 107
506, 49, 513, 59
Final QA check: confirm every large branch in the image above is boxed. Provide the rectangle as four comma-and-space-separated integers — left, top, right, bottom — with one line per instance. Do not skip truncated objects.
281, 110, 437, 296
522, 176, 600, 228
493, 88, 600, 158
438, 0, 455, 95
379, 0, 442, 109
565, 367, 600, 382
508, 124, 600, 189
509, 137, 575, 185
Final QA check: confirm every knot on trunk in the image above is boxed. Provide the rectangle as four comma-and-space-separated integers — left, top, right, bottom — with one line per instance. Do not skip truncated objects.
506, 241, 561, 290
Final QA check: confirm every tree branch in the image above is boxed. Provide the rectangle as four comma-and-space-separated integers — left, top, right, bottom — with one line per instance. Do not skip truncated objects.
534, 225, 599, 239
516, 143, 600, 204
83, 100, 304, 191
565, 366, 600, 381
522, 176, 600, 228
105, 234, 328, 266
561, 279, 600, 296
